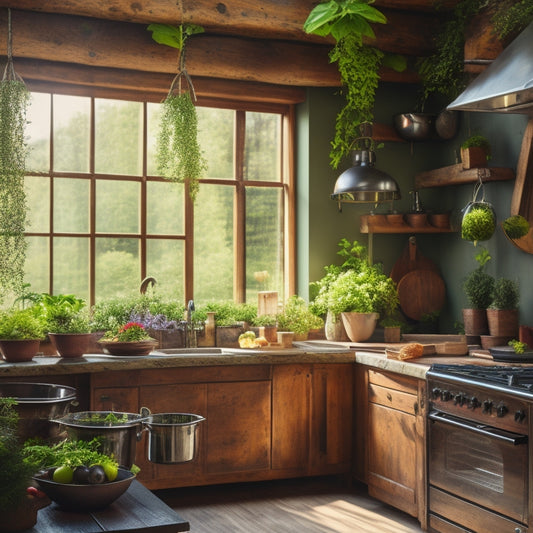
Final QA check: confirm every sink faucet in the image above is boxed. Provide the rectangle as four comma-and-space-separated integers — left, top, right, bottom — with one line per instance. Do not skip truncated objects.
186, 300, 197, 348
140, 276, 157, 294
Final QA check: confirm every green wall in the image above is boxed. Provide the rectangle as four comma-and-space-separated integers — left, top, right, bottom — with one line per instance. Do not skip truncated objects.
297, 84, 531, 333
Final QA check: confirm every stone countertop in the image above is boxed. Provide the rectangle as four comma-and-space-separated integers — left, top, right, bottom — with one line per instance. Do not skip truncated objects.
0, 341, 356, 378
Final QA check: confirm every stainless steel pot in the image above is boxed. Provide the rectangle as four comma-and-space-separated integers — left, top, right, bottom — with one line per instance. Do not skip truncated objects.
0, 382, 77, 442
145, 413, 205, 464
52, 411, 148, 467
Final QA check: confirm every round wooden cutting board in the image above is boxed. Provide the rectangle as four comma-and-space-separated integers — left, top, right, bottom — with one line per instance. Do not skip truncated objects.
397, 269, 446, 321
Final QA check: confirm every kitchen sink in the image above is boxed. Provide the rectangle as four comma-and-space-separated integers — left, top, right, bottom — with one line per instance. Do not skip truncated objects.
151, 347, 235, 356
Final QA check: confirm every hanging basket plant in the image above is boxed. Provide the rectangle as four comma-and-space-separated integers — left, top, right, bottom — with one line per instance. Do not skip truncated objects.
461, 180, 496, 245
303, 0, 406, 169
148, 23, 207, 201
0, 9, 30, 301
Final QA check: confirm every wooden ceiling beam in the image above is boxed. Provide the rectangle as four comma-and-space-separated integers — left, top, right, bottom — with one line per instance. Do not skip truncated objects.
0, 10, 419, 87
0, 2, 441, 56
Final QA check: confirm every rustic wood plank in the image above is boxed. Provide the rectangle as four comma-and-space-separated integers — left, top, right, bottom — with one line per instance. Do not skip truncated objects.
414, 164, 515, 189
3, 0, 445, 55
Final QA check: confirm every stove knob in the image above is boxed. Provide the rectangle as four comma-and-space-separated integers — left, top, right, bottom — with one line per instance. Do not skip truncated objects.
514, 410, 526, 423
431, 387, 441, 400
454, 393, 465, 406
441, 390, 452, 402
468, 396, 480, 409
482, 400, 493, 414
496, 402, 508, 418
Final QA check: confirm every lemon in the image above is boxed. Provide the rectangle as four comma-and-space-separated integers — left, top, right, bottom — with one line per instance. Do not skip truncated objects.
102, 463, 118, 482
52, 465, 74, 484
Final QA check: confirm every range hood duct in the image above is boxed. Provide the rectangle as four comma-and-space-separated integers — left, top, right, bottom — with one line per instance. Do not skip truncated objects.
447, 21, 533, 114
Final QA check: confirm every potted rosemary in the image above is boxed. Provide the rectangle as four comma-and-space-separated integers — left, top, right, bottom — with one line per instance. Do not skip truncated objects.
487, 278, 520, 338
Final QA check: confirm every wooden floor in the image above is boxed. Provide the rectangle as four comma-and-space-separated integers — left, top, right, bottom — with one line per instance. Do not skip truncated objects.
156, 476, 424, 533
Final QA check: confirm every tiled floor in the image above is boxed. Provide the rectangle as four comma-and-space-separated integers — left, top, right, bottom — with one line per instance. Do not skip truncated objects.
157, 476, 425, 532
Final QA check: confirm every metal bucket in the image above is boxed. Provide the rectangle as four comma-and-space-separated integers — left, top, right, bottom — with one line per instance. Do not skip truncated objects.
52, 411, 147, 468
0, 382, 77, 442
145, 413, 205, 464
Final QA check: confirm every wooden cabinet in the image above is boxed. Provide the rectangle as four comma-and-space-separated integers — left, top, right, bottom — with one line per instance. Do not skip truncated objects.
354, 366, 427, 529
272, 363, 353, 476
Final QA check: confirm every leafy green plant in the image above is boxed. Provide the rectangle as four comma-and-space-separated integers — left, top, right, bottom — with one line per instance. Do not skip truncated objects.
303, 0, 405, 168
194, 301, 258, 327
461, 204, 496, 244
251, 314, 277, 327
0, 10, 30, 300
0, 307, 44, 340
463, 248, 494, 309
380, 317, 404, 328
148, 23, 207, 201
461, 134, 491, 159
37, 294, 90, 334
276, 296, 324, 335
0, 398, 38, 512
490, 278, 519, 310
492, 0, 533, 40
503, 214, 530, 239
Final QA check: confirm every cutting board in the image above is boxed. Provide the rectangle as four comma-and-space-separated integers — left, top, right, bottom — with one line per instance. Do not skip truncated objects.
390, 236, 440, 284
397, 269, 446, 321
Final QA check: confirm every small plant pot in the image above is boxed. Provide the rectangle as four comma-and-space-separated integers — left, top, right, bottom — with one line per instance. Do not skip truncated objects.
486, 309, 519, 338
48, 333, 93, 358
383, 326, 401, 343
405, 213, 428, 228
340, 312, 379, 343
462, 308, 489, 336
480, 335, 513, 350
0, 339, 41, 362
428, 213, 450, 229
461, 146, 488, 169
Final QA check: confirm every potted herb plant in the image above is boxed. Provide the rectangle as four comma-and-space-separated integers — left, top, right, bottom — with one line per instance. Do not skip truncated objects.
462, 248, 494, 337
0, 307, 45, 362
380, 317, 404, 343
326, 263, 399, 343
276, 296, 324, 341
487, 277, 520, 338
39, 294, 93, 358
0, 398, 50, 532
98, 321, 158, 356
460, 134, 491, 169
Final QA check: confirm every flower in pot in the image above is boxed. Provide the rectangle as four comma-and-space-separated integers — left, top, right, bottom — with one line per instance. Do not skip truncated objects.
326, 264, 399, 343
39, 294, 92, 358
0, 398, 50, 532
276, 295, 324, 341
487, 277, 520, 339
98, 321, 158, 356
0, 307, 45, 362
460, 134, 491, 169
462, 248, 494, 337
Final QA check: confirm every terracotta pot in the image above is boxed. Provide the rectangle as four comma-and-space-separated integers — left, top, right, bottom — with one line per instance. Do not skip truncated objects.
383, 327, 401, 343
461, 146, 488, 169
0, 339, 41, 362
48, 333, 93, 358
486, 309, 519, 338
462, 308, 489, 336
0, 495, 50, 532
340, 312, 379, 343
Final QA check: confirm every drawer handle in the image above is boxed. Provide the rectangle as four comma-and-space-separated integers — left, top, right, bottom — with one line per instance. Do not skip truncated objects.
100, 395, 110, 401
386, 392, 392, 402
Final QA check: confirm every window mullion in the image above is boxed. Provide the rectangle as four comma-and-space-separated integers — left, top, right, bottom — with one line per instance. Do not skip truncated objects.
234, 110, 246, 303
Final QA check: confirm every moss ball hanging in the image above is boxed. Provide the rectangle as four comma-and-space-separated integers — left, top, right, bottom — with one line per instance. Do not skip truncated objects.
461, 203, 496, 245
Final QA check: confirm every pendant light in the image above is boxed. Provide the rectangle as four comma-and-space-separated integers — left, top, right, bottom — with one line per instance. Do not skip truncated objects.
331, 133, 401, 211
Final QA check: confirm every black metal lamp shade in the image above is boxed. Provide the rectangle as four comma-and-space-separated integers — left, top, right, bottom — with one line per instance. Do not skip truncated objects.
331, 149, 401, 206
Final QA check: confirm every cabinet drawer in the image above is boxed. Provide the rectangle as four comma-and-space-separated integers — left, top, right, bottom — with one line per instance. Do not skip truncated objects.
368, 369, 417, 394
369, 383, 417, 415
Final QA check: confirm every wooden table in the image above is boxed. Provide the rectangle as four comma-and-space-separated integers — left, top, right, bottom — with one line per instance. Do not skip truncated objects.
29, 480, 190, 532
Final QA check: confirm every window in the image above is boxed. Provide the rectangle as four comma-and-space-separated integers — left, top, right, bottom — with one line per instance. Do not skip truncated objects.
24, 92, 293, 305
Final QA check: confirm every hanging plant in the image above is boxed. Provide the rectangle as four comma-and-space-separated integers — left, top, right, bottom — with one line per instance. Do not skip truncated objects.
461, 180, 496, 245
0, 9, 30, 301
148, 23, 207, 201
303, 0, 406, 169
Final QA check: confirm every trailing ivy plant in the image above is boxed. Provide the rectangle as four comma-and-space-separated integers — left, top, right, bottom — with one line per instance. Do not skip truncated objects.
0, 9, 30, 302
417, 0, 533, 110
303, 0, 406, 169
148, 23, 207, 201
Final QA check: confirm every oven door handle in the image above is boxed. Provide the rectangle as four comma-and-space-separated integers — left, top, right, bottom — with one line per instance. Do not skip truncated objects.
429, 411, 528, 445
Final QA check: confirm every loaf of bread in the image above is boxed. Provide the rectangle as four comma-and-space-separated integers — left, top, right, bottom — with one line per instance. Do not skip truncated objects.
386, 343, 424, 360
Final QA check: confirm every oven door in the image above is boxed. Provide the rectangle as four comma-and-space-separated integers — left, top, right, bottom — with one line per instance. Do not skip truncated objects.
429, 410, 528, 524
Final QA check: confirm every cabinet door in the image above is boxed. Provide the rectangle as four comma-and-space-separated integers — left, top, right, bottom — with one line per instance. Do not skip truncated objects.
309, 364, 353, 474
272, 364, 311, 472
206, 380, 271, 474
140, 383, 207, 485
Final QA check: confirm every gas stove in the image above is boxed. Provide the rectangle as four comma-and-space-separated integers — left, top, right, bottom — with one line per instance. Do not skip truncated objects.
427, 364, 531, 433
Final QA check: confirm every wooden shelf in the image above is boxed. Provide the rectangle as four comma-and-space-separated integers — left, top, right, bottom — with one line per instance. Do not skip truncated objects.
360, 215, 455, 234
415, 164, 515, 189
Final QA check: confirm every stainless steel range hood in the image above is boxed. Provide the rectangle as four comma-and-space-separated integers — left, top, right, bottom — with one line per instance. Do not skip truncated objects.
447, 21, 533, 114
